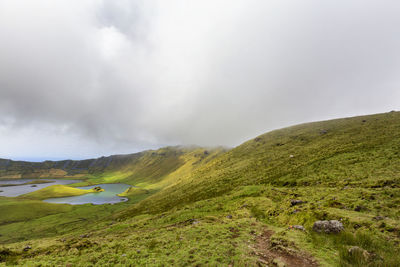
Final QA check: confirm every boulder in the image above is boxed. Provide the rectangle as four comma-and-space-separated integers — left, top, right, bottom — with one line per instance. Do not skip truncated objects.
313, 220, 344, 233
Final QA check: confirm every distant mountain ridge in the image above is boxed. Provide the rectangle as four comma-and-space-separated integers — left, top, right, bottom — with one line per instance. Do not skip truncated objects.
0, 153, 140, 179
0, 146, 225, 180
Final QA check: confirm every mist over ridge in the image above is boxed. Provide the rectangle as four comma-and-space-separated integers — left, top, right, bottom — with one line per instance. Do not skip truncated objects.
0, 0, 399, 160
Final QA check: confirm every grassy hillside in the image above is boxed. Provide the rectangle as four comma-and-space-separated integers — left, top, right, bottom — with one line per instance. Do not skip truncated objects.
0, 146, 225, 181
0, 146, 225, 243
0, 197, 72, 226
124, 111, 400, 215
0, 112, 399, 266
82, 146, 225, 186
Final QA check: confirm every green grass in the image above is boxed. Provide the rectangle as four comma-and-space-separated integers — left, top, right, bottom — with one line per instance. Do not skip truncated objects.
123, 112, 400, 215
0, 197, 72, 226
0, 112, 400, 266
19, 185, 103, 200
0, 199, 134, 244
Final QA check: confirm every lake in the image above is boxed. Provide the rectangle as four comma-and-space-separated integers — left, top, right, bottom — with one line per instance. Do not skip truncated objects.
0, 179, 81, 197
43, 183, 130, 205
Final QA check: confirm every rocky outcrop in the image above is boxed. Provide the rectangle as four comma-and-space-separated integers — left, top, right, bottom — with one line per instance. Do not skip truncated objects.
312, 220, 344, 233
93, 186, 103, 192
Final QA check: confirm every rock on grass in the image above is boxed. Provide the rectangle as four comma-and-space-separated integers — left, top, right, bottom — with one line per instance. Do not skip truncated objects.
312, 220, 344, 233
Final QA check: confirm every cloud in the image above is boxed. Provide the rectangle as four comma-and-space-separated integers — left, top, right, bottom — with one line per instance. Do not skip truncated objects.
0, 0, 399, 159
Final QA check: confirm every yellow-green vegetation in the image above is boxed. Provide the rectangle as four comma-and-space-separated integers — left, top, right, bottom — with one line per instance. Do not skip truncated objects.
19, 185, 104, 200
118, 187, 148, 197
0, 112, 400, 266
118, 187, 152, 203
0, 197, 72, 226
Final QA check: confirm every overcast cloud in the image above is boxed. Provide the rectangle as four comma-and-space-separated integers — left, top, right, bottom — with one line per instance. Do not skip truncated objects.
0, 0, 399, 160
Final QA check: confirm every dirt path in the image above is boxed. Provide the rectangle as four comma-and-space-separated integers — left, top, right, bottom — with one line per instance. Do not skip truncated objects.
254, 230, 319, 267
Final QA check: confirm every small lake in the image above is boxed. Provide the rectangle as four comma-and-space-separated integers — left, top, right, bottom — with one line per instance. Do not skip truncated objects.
0, 179, 81, 197
43, 183, 130, 205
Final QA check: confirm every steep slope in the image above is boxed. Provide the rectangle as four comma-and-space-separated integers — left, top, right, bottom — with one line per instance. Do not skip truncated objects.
123, 111, 400, 215
87, 146, 225, 186
0, 146, 226, 211
0, 146, 225, 186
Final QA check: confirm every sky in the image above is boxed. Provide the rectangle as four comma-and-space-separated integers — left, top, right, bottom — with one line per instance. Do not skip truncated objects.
0, 0, 399, 161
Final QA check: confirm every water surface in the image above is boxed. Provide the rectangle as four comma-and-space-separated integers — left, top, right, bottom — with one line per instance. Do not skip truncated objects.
43, 183, 130, 205
0, 179, 81, 197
